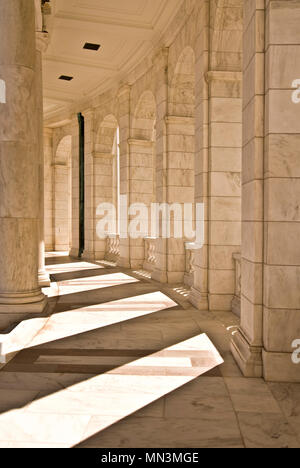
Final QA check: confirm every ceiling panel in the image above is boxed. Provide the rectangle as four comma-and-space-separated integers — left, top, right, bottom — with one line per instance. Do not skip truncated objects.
43, 0, 184, 124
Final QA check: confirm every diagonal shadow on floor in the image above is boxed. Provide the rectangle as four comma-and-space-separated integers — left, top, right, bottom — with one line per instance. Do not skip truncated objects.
0, 256, 244, 448
0, 298, 225, 447
50, 267, 122, 283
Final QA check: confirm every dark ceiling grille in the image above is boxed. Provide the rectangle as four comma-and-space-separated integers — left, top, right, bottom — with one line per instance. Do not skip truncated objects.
59, 75, 73, 81
83, 42, 101, 51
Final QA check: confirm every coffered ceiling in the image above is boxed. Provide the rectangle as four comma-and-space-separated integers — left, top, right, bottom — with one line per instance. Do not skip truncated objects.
43, 0, 183, 124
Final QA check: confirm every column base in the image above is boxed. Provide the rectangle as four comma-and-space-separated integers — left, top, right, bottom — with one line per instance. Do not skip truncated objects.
117, 257, 130, 269
189, 287, 209, 310
151, 269, 184, 284
69, 248, 79, 259
262, 349, 300, 383
105, 253, 119, 263
231, 295, 241, 318
151, 269, 167, 284
231, 328, 263, 378
82, 250, 95, 262
38, 270, 51, 288
0, 290, 47, 332
184, 272, 194, 288
143, 261, 155, 272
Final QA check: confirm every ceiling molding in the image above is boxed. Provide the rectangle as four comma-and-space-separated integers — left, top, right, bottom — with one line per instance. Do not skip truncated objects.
44, 55, 118, 72
54, 13, 155, 33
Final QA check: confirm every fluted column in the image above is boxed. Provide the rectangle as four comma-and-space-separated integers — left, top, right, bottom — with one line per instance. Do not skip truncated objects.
0, 0, 46, 330
36, 32, 50, 287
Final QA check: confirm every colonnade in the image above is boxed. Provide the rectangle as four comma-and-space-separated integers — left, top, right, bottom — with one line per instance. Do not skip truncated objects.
0, 0, 299, 382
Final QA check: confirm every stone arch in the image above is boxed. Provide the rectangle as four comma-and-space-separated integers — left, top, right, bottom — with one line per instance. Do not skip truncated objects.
54, 135, 72, 251
169, 46, 195, 117
132, 90, 156, 141
95, 114, 119, 154
55, 134, 72, 165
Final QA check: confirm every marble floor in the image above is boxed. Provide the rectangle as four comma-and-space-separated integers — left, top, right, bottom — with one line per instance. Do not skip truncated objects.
0, 253, 299, 448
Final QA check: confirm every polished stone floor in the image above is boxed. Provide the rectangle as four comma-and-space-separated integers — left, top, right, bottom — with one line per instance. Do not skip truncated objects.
0, 253, 299, 448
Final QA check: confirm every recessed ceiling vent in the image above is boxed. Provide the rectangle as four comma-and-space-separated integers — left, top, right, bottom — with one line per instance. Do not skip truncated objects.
83, 42, 101, 51
59, 75, 73, 81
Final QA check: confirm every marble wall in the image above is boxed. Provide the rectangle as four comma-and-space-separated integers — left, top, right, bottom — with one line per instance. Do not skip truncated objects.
231, 0, 300, 383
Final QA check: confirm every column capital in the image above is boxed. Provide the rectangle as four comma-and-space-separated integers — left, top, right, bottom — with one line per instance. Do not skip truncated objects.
205, 71, 242, 84
117, 84, 131, 100
36, 31, 50, 53
43, 127, 53, 138
128, 138, 154, 148
165, 115, 195, 126
94, 152, 114, 159
153, 47, 169, 69
52, 162, 68, 167
81, 108, 95, 120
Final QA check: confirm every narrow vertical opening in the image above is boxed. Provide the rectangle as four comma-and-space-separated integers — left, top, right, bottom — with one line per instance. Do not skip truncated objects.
77, 112, 85, 258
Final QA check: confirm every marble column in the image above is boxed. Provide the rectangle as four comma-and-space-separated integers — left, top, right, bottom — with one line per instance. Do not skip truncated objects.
190, 1, 209, 310
231, 0, 265, 379
0, 0, 46, 330
127, 138, 154, 269
94, 151, 114, 260
36, 32, 50, 287
82, 109, 96, 261
43, 128, 54, 251
117, 84, 132, 268
152, 115, 195, 284
262, 0, 300, 382
231, 0, 300, 382
69, 117, 80, 258
53, 161, 70, 251
206, 71, 242, 311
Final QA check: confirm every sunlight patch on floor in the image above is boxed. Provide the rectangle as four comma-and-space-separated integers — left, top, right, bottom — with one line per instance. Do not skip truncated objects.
96, 260, 117, 268
45, 252, 70, 258
56, 272, 139, 297
132, 270, 152, 279
26, 291, 178, 348
0, 334, 223, 447
173, 287, 190, 298
45, 261, 104, 275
